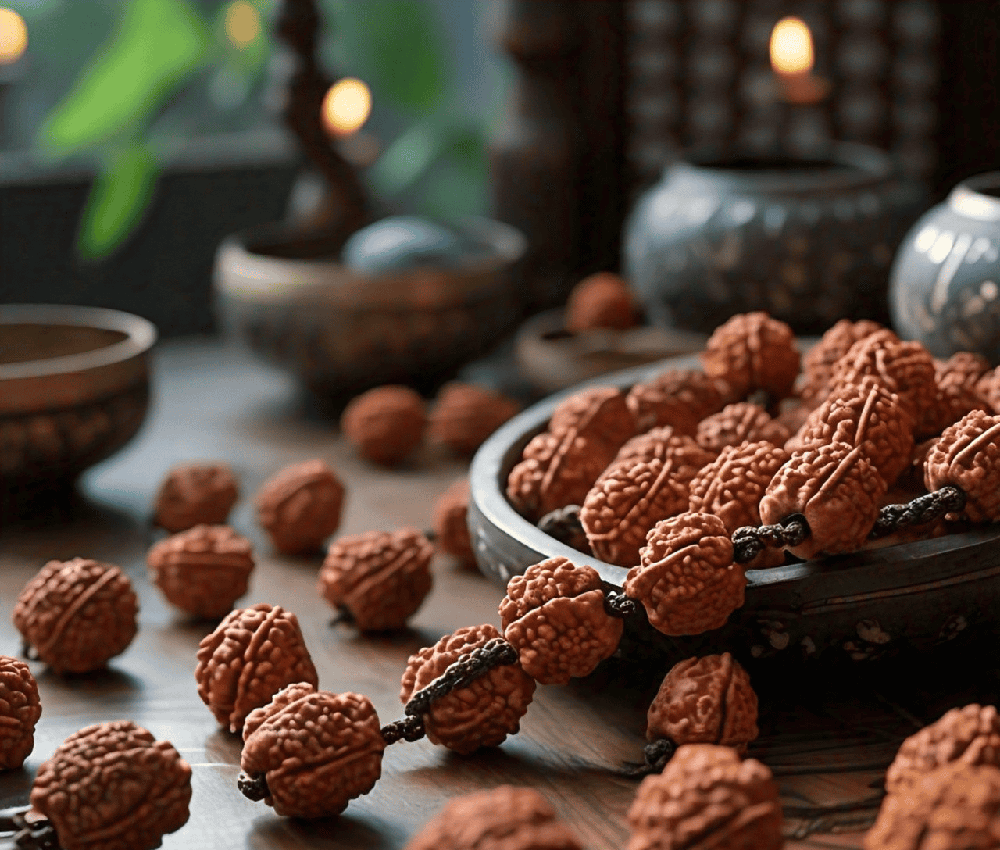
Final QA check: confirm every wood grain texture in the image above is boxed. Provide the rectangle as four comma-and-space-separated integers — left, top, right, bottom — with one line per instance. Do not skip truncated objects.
0, 338, 993, 849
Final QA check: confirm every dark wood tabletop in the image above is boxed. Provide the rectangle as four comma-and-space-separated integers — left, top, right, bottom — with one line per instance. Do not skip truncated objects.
0, 337, 992, 850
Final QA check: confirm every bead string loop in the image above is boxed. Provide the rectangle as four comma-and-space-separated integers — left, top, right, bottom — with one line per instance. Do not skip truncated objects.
732, 514, 810, 564
868, 485, 966, 540
0, 808, 59, 850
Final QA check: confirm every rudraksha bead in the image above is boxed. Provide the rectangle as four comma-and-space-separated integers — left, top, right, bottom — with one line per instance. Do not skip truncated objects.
916, 377, 991, 441
627, 744, 783, 850
547, 386, 635, 451
499, 557, 623, 684
399, 624, 535, 754
428, 382, 520, 457
615, 427, 715, 477
688, 441, 790, 568
341, 385, 426, 467
800, 318, 887, 404
255, 458, 345, 555
937, 351, 992, 388
318, 527, 433, 631
153, 461, 239, 533
432, 477, 477, 568
702, 311, 800, 401
13, 558, 138, 674
865, 763, 1000, 850
624, 512, 745, 636
580, 453, 691, 568
626, 370, 729, 434
792, 378, 915, 486
565, 271, 640, 332
0, 656, 40, 770
976, 368, 1000, 412
507, 429, 616, 522
405, 785, 583, 850
885, 704, 1000, 795
31, 721, 191, 850
759, 441, 886, 559
241, 683, 385, 818
146, 524, 255, 618
696, 402, 790, 455
195, 603, 319, 733
828, 331, 936, 420
646, 653, 758, 753
924, 409, 1000, 522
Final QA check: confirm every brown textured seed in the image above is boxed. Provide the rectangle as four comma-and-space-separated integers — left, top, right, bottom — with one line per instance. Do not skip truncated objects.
615, 427, 716, 476
580, 452, 692, 568
696, 402, 791, 454
432, 477, 477, 568
646, 653, 759, 753
828, 330, 936, 419
406, 785, 583, 850
428, 382, 520, 457
917, 376, 991, 441
626, 370, 729, 434
702, 311, 800, 401
565, 271, 640, 332
759, 441, 886, 559
153, 461, 239, 533
255, 458, 345, 555
195, 603, 319, 732
318, 527, 433, 631
341, 385, 426, 467
937, 351, 992, 387
399, 624, 535, 754
31, 720, 191, 850
146, 524, 255, 618
548, 386, 635, 450
885, 704, 1000, 795
688, 441, 790, 568
500, 557, 623, 684
864, 762, 1000, 850
241, 683, 385, 818
624, 512, 745, 636
507, 429, 618, 522
0, 656, 41, 770
924, 409, 1000, 522
13, 558, 138, 674
800, 318, 887, 404
627, 744, 783, 850
791, 378, 915, 486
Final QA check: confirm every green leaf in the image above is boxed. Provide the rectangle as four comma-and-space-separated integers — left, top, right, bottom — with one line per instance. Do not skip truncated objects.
78, 143, 159, 259
38, 0, 211, 157
368, 119, 446, 197
323, 0, 447, 114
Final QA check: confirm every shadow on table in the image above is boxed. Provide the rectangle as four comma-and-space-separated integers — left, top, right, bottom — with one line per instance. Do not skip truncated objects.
248, 810, 396, 850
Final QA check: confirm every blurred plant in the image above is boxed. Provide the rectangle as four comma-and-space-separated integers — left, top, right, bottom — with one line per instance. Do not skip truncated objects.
18, 0, 493, 259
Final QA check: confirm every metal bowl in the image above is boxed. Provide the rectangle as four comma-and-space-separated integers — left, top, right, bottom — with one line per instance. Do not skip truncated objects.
468, 354, 1000, 665
213, 217, 527, 398
0, 304, 156, 506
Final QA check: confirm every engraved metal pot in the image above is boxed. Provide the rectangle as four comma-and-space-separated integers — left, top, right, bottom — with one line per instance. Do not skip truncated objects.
623, 143, 924, 335
889, 171, 1000, 362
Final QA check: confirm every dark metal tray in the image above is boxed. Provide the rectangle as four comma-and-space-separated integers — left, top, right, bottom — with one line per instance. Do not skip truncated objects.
468, 354, 1000, 665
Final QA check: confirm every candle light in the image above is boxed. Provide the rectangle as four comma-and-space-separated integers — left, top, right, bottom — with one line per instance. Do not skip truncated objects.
769, 16, 830, 106
321, 77, 379, 167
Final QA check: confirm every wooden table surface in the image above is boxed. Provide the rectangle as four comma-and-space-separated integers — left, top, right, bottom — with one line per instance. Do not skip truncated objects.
0, 338, 994, 850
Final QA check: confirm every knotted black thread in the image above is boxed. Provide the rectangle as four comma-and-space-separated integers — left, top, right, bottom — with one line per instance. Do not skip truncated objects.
538, 505, 592, 555
604, 590, 638, 618
238, 771, 270, 802
732, 514, 810, 564
622, 737, 678, 778
868, 485, 966, 540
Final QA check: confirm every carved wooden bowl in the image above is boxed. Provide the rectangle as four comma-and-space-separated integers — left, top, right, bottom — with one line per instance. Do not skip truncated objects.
0, 305, 156, 508
468, 354, 1000, 666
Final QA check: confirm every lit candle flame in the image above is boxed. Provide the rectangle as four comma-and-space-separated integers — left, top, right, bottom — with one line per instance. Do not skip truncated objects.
322, 78, 372, 137
0, 7, 28, 65
770, 16, 813, 77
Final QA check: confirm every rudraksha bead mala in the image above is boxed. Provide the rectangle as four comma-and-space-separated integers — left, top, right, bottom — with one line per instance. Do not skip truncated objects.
341, 384, 426, 467
195, 603, 319, 733
255, 458, 345, 555
0, 656, 41, 770
318, 527, 433, 631
153, 461, 240, 532
146, 524, 255, 618
13, 558, 139, 674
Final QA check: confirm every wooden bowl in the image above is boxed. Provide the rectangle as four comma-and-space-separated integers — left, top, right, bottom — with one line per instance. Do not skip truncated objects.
0, 304, 156, 505
468, 353, 1000, 665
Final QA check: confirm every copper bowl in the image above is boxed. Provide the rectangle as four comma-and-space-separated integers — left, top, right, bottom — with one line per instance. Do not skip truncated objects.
468, 353, 1000, 665
0, 304, 156, 503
